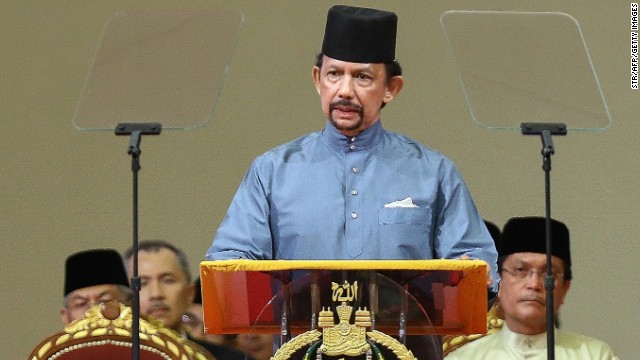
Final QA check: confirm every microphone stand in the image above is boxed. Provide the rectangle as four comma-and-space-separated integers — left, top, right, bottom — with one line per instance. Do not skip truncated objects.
521, 122, 567, 360
115, 122, 162, 360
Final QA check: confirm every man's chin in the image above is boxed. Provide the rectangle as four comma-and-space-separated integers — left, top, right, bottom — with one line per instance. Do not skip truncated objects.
329, 117, 362, 133
516, 305, 547, 321
146, 310, 171, 323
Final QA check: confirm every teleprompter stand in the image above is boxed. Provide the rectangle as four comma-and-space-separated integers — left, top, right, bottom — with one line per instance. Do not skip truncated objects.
441, 10, 612, 359
115, 122, 161, 360
72, 9, 243, 360
521, 122, 567, 360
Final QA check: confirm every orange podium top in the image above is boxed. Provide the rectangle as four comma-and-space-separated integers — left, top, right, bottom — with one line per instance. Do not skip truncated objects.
200, 259, 488, 336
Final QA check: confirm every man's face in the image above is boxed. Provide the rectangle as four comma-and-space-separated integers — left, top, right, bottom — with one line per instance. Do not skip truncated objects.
128, 248, 194, 329
312, 55, 402, 136
60, 284, 125, 325
498, 252, 571, 335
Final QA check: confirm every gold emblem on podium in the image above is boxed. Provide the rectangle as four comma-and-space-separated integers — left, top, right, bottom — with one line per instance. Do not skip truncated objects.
318, 281, 370, 356
271, 280, 417, 360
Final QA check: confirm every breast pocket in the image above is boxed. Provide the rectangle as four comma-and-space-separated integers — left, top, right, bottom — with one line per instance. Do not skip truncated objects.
378, 207, 433, 258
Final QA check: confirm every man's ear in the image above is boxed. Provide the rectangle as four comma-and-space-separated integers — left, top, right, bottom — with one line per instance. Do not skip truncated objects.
312, 66, 322, 95
383, 76, 404, 104
188, 283, 196, 304
60, 307, 71, 326
559, 280, 571, 304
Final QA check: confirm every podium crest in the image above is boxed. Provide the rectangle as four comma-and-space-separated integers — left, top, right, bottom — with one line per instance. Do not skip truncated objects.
272, 280, 417, 360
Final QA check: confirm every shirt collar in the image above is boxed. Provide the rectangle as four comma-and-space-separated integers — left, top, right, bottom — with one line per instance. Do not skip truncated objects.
322, 120, 384, 152
500, 323, 548, 351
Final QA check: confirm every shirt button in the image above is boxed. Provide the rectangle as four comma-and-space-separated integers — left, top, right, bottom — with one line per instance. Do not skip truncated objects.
350, 136, 356, 142
349, 144, 356, 150
351, 212, 358, 219
352, 167, 359, 173
351, 189, 358, 195
526, 338, 533, 348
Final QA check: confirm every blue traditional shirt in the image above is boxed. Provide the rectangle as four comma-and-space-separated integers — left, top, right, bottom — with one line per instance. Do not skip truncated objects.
206, 120, 499, 290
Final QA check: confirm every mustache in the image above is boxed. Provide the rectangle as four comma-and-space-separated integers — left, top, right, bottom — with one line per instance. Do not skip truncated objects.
147, 302, 170, 312
330, 100, 363, 112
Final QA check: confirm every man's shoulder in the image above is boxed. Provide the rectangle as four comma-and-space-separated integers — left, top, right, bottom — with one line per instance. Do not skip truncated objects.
256, 130, 322, 159
444, 331, 501, 359
273, 130, 322, 149
382, 129, 448, 157
557, 329, 617, 352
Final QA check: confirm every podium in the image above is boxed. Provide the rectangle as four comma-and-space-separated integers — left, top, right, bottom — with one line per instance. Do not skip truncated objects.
200, 259, 488, 359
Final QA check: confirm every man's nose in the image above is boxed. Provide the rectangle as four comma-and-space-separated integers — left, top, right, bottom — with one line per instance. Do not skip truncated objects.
525, 269, 545, 288
337, 76, 355, 98
147, 282, 165, 299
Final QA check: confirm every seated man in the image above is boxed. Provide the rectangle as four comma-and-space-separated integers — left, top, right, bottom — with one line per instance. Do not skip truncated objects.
445, 217, 618, 359
60, 248, 131, 325
124, 240, 252, 360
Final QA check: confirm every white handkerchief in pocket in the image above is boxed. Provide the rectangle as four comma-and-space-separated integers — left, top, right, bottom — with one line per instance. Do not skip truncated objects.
384, 196, 418, 208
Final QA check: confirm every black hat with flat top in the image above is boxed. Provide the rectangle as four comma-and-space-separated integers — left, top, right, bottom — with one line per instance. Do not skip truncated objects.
321, 5, 397, 63
484, 220, 501, 248
64, 249, 129, 296
500, 216, 571, 266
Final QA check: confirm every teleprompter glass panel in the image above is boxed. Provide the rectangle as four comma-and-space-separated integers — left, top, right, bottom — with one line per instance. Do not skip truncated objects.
73, 9, 243, 131
441, 11, 611, 131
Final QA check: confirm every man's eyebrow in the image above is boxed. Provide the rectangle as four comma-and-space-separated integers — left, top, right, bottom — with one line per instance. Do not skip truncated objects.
509, 258, 561, 270
69, 294, 88, 302
505, 257, 528, 265
69, 292, 112, 305
96, 290, 115, 298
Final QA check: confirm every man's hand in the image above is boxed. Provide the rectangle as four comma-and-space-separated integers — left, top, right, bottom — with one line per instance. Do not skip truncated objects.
458, 254, 493, 287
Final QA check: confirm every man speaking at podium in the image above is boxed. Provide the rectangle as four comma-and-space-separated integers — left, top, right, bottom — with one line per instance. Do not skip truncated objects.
206, 4, 498, 293
206, 3, 498, 307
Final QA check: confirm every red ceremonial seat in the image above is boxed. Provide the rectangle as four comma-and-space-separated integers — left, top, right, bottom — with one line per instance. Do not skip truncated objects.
28, 301, 215, 360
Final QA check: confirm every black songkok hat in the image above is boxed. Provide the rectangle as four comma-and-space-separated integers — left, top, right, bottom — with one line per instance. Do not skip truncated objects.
501, 217, 571, 266
193, 277, 202, 304
321, 5, 397, 63
484, 220, 502, 250
64, 249, 129, 296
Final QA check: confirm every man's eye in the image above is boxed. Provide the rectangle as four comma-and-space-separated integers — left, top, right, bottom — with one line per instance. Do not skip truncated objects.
98, 295, 115, 303
71, 301, 88, 310
514, 266, 527, 275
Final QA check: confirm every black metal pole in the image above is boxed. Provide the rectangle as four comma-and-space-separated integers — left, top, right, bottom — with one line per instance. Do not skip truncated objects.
115, 123, 161, 360
131, 157, 141, 360
541, 130, 555, 360
128, 130, 142, 360
521, 122, 567, 360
